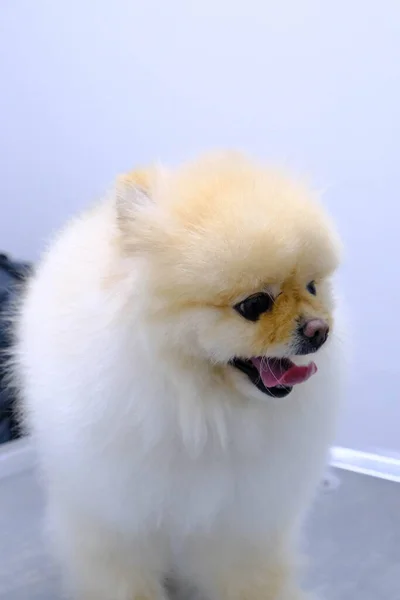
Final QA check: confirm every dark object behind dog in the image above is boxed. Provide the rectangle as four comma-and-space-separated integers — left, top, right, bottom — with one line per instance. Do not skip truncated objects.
0, 253, 32, 444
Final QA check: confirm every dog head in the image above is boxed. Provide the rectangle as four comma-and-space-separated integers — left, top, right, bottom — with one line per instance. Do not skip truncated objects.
116, 152, 341, 398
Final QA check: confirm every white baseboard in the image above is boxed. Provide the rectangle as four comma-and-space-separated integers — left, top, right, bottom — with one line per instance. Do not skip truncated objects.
331, 446, 400, 484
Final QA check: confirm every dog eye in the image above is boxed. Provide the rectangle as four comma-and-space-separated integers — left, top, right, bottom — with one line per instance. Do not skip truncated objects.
306, 281, 317, 295
234, 293, 274, 322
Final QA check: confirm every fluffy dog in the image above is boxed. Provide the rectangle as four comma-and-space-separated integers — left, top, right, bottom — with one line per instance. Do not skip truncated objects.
14, 152, 343, 600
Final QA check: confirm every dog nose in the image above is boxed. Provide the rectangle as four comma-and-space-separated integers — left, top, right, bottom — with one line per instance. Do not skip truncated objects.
301, 318, 329, 349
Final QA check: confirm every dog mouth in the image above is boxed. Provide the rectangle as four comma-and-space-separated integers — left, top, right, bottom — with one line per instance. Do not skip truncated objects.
231, 357, 317, 398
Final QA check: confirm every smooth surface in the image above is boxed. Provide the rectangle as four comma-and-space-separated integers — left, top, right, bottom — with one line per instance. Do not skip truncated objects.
1, 1, 399, 456
308, 469, 400, 599
331, 446, 400, 484
1, 442, 400, 600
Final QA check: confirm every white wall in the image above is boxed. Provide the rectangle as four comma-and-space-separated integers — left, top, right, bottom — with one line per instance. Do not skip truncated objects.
1, 0, 399, 455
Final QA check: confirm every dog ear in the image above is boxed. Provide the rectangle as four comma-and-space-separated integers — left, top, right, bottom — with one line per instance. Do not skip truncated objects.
115, 166, 170, 253
115, 167, 155, 224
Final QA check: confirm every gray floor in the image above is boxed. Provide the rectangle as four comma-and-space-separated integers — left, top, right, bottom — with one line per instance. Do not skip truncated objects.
0, 442, 399, 600
307, 469, 400, 599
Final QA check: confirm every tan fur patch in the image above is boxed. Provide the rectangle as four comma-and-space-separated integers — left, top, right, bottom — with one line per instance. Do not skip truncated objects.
215, 551, 304, 600
118, 166, 154, 192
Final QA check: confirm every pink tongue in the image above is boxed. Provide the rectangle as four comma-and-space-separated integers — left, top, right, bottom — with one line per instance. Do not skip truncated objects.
251, 357, 317, 388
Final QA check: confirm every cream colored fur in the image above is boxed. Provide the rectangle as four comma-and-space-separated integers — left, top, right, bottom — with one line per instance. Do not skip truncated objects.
13, 152, 344, 600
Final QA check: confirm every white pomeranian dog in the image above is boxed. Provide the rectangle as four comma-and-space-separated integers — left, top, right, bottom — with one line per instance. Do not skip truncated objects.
14, 152, 344, 600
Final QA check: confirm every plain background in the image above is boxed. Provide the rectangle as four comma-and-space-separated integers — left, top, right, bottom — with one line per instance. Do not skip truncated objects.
1, 1, 399, 456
